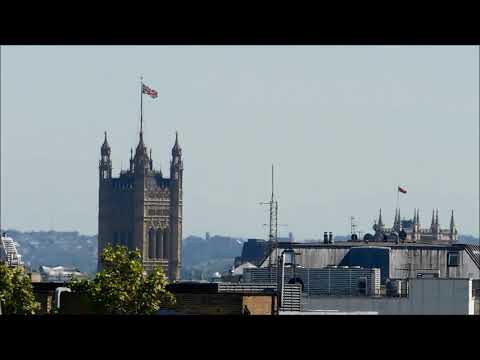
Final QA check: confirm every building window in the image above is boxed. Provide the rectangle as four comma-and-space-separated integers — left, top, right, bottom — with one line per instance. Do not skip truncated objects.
447, 252, 459, 267
156, 229, 163, 259
148, 228, 156, 259
163, 228, 169, 258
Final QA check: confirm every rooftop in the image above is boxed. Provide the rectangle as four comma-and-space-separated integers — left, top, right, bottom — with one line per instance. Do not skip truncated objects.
274, 241, 471, 251
167, 282, 277, 295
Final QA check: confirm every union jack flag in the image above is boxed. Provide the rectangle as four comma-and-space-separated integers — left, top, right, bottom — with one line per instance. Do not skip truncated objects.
142, 83, 158, 98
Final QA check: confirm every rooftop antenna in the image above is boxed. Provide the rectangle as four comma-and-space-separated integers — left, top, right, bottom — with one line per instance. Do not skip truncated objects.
259, 164, 278, 282
350, 216, 357, 236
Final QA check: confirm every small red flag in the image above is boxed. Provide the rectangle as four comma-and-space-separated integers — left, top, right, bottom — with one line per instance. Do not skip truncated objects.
398, 186, 407, 194
142, 83, 158, 98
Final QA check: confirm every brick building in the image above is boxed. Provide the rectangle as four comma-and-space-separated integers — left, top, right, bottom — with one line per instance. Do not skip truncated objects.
166, 282, 279, 315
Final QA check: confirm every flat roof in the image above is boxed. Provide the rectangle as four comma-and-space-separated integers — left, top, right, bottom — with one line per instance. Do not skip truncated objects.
274, 241, 467, 251
167, 282, 277, 295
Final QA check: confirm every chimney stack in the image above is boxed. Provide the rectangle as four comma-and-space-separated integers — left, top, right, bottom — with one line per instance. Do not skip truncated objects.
329, 232, 334, 244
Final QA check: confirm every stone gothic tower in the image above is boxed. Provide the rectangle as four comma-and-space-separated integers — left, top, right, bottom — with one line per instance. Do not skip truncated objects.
97, 129, 183, 281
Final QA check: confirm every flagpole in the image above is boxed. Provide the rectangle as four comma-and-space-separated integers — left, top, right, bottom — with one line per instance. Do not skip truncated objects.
140, 75, 143, 135
396, 184, 400, 210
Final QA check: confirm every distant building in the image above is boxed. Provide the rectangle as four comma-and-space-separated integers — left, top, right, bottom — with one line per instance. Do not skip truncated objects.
0, 234, 23, 267
372, 208, 458, 243
39, 266, 87, 282
98, 128, 183, 281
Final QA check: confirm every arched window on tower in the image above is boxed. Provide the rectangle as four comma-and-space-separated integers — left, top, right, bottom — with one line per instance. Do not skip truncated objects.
148, 228, 156, 259
156, 228, 163, 259
163, 228, 169, 259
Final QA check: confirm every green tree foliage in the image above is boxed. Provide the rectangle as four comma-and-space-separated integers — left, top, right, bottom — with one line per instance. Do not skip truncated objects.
0, 263, 39, 315
69, 245, 175, 314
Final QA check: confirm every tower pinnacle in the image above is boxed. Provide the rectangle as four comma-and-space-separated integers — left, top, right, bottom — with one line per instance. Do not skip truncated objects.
101, 131, 110, 156
172, 131, 182, 157
450, 210, 455, 229
99, 131, 112, 181
378, 209, 383, 227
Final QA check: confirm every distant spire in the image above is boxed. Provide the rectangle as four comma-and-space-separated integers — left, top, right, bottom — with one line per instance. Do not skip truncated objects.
431, 209, 435, 229
450, 210, 455, 230
378, 209, 383, 227
100, 131, 112, 180
394, 208, 400, 230
172, 131, 182, 157
435, 208, 439, 226
101, 131, 110, 156
416, 208, 420, 226
394, 208, 398, 227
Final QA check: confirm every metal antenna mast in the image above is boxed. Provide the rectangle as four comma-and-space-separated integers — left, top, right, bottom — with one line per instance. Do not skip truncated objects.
260, 164, 278, 282
350, 216, 357, 236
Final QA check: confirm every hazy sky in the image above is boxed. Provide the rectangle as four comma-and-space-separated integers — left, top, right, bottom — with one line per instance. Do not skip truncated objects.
1, 46, 478, 239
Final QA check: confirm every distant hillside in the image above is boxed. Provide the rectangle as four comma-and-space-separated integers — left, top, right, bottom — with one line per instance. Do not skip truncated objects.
2, 229, 97, 275
1, 229, 246, 279
181, 235, 245, 279
458, 235, 480, 245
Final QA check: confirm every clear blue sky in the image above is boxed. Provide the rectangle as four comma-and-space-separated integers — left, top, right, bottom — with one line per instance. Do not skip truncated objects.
1, 46, 478, 239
